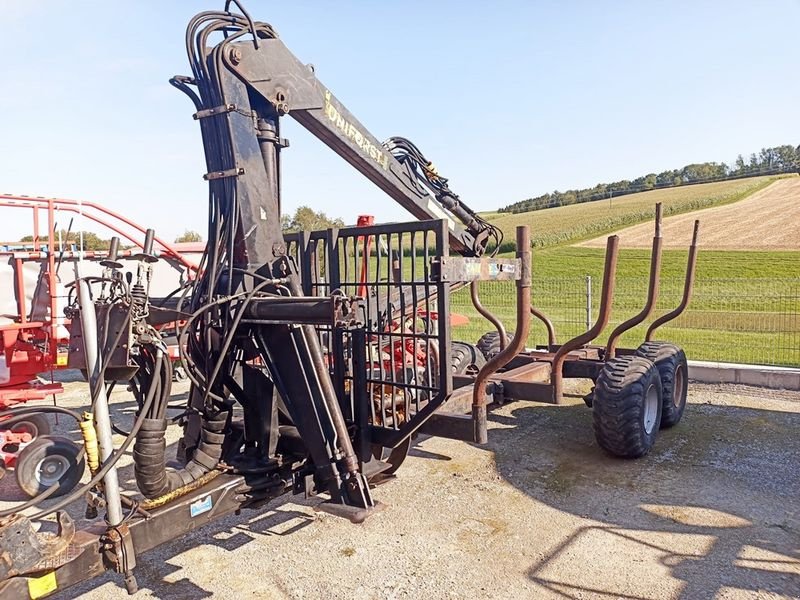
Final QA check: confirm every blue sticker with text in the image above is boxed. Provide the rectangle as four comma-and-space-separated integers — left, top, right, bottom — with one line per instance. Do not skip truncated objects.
190, 495, 213, 517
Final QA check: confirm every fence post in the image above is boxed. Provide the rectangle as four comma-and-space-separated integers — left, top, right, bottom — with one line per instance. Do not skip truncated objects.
585, 275, 592, 331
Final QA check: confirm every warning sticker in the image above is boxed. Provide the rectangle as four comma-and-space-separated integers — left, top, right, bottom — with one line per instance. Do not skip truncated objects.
28, 571, 58, 599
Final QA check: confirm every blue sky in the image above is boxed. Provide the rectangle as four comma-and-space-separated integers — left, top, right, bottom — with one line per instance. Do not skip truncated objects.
2, 1, 798, 241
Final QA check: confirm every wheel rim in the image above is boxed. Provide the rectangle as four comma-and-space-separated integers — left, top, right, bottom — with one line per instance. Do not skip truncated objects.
35, 455, 71, 487
643, 383, 659, 434
11, 421, 38, 438
673, 365, 686, 409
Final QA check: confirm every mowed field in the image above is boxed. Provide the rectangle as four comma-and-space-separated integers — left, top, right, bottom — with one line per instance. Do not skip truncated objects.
350, 174, 798, 364
483, 175, 782, 248
579, 176, 800, 250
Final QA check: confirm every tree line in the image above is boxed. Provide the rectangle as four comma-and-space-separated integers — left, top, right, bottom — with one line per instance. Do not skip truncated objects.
18, 230, 112, 251
14, 206, 344, 251
499, 143, 800, 214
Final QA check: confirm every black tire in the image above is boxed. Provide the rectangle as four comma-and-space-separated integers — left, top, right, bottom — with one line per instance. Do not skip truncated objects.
476, 331, 514, 361
0, 413, 51, 439
451, 341, 486, 376
15, 435, 85, 499
635, 341, 688, 428
592, 355, 663, 458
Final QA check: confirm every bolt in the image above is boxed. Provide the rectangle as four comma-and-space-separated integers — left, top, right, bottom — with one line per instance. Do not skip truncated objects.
229, 47, 242, 65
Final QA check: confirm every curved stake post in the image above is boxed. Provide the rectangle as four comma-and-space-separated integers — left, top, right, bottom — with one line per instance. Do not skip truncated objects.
551, 235, 619, 403
646, 220, 700, 341
471, 226, 531, 443
470, 281, 508, 351
530, 306, 557, 348
605, 203, 663, 359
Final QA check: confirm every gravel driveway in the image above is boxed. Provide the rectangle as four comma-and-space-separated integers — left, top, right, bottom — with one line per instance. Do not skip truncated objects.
1, 379, 798, 599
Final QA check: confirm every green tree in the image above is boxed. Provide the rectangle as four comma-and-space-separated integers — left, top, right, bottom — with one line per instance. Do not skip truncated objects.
19, 230, 109, 250
283, 206, 345, 232
175, 230, 203, 243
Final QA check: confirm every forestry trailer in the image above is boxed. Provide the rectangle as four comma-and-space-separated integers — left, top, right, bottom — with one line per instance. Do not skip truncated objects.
0, 3, 699, 597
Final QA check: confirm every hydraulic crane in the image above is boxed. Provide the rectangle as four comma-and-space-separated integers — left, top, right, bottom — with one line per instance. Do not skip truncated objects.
0, 4, 521, 596
0, 3, 699, 597
166, 2, 507, 517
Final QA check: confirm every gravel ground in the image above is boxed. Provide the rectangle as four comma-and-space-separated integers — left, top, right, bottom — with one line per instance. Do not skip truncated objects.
2, 378, 798, 600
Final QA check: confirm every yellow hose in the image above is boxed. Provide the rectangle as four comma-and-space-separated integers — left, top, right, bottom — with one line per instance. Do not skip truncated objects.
79, 412, 100, 475
141, 470, 221, 510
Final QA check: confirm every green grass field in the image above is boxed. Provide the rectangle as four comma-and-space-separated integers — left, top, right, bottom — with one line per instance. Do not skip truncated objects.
342, 244, 799, 366
449, 247, 800, 366
471, 176, 799, 365
526, 246, 800, 286
483, 175, 783, 249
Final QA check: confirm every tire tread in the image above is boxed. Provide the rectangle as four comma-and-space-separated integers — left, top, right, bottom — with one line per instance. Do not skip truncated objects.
592, 355, 662, 458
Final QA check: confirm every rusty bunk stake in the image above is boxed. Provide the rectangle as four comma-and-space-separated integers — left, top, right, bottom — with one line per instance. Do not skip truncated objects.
471, 226, 531, 444
551, 235, 620, 403
470, 281, 508, 352
646, 219, 700, 341
605, 203, 664, 360
530, 305, 557, 348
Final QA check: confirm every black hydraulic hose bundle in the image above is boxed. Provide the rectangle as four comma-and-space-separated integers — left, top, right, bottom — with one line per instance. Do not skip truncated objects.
127, 6, 279, 501
385, 136, 504, 255
133, 405, 229, 499
129, 336, 234, 499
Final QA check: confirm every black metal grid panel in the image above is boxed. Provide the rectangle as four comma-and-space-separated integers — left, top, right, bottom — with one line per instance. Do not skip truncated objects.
285, 219, 452, 443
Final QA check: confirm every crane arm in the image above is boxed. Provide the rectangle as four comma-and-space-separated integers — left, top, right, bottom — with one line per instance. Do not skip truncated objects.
176, 23, 501, 260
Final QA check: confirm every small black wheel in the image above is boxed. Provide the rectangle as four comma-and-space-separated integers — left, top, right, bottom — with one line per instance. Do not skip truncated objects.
371, 437, 411, 475
173, 365, 189, 382
476, 331, 514, 361
635, 341, 688, 429
15, 436, 85, 499
0, 413, 52, 439
592, 355, 663, 458
451, 341, 486, 376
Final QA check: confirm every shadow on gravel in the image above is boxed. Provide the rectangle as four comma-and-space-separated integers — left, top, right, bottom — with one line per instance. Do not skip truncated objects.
7, 382, 799, 599
43, 434, 319, 600
484, 398, 800, 599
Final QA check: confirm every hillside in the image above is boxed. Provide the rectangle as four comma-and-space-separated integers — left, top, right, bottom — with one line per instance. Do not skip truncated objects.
486, 175, 782, 249
499, 143, 799, 213
579, 176, 800, 250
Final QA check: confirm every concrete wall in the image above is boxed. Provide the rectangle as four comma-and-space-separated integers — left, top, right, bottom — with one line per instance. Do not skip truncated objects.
689, 360, 800, 391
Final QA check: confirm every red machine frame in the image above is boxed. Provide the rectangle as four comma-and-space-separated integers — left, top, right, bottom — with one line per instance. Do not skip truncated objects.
0, 194, 199, 467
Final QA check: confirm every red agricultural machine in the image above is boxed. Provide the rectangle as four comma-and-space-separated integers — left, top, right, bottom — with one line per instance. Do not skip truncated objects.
0, 195, 198, 495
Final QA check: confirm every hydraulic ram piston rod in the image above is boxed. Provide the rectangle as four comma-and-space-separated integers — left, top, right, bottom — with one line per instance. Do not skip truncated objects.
75, 263, 124, 526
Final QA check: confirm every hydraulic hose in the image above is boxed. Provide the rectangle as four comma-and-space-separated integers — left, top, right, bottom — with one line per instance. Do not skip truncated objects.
133, 398, 229, 499
0, 366, 160, 520
0, 405, 82, 424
